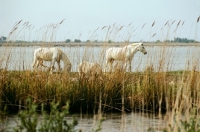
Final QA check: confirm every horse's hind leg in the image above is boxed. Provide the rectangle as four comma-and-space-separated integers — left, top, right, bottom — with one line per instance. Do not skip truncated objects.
128, 60, 131, 72
104, 61, 108, 73
32, 59, 37, 70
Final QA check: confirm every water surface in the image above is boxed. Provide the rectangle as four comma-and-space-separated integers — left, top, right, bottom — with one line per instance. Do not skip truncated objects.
0, 46, 199, 71
5, 112, 166, 132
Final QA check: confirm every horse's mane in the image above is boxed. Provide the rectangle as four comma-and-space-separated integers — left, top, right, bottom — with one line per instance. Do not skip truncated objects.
130, 43, 143, 46
122, 43, 142, 49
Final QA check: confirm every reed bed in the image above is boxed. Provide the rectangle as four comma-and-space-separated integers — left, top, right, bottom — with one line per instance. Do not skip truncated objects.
0, 68, 199, 114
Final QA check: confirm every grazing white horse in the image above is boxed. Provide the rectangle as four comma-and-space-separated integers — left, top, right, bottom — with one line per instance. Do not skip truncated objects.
32, 47, 71, 73
78, 61, 103, 79
105, 43, 147, 72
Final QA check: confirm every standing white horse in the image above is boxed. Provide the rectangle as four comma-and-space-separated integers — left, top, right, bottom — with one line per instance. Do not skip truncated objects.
32, 47, 71, 73
105, 43, 147, 72
78, 61, 103, 79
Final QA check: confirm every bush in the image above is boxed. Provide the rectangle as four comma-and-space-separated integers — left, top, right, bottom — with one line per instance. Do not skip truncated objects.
74, 39, 81, 43
14, 98, 78, 132
65, 39, 71, 43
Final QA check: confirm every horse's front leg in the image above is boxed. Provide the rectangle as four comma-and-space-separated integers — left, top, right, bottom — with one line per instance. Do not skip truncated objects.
104, 60, 109, 73
39, 60, 47, 68
109, 60, 114, 73
124, 58, 131, 72
50, 59, 56, 74
57, 61, 61, 72
128, 60, 132, 72
106, 58, 115, 73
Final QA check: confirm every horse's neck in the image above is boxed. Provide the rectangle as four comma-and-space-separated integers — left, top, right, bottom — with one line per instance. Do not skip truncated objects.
127, 44, 140, 56
61, 53, 71, 65
122, 45, 129, 51
124, 45, 137, 51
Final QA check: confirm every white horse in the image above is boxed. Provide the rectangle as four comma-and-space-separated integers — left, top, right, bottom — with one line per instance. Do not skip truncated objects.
78, 61, 103, 79
32, 47, 71, 73
105, 43, 147, 72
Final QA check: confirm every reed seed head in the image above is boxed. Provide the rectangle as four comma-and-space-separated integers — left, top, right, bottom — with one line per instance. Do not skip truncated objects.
18, 20, 23, 24
23, 22, 27, 25
151, 33, 156, 37
177, 20, 181, 26
171, 20, 175, 25
142, 23, 146, 29
197, 16, 200, 23
119, 26, 124, 30
152, 21, 155, 27
60, 19, 65, 24
102, 26, 106, 29
182, 21, 184, 25
165, 21, 168, 26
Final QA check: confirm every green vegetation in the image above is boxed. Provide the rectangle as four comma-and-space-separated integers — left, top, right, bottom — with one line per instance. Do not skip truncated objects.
1, 98, 78, 132
74, 39, 81, 43
65, 39, 71, 43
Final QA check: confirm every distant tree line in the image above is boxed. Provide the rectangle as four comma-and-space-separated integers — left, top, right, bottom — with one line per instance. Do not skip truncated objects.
66, 38, 197, 43
173, 37, 196, 43
65, 39, 81, 43
156, 37, 197, 43
1, 36, 198, 44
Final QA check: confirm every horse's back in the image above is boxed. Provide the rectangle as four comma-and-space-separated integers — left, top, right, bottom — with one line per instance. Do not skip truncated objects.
78, 61, 93, 73
78, 61, 102, 74
106, 47, 126, 61
34, 47, 62, 61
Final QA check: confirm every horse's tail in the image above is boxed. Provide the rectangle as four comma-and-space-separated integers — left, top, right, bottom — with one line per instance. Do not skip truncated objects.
32, 49, 38, 69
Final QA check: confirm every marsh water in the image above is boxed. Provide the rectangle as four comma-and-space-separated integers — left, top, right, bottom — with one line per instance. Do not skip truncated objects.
5, 112, 166, 132
0, 45, 200, 72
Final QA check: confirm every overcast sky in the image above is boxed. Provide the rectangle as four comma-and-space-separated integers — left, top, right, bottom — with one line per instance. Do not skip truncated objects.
0, 0, 200, 42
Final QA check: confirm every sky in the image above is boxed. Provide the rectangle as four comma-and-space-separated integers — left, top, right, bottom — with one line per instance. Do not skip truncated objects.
0, 0, 200, 42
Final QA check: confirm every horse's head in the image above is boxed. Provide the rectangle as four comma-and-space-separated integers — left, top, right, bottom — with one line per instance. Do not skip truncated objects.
66, 63, 72, 72
137, 43, 147, 55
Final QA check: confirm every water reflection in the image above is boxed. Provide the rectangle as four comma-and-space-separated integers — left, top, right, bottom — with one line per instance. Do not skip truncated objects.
5, 112, 166, 132
63, 113, 166, 132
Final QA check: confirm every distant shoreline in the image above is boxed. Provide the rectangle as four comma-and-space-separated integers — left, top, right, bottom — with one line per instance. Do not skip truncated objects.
0, 42, 200, 47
